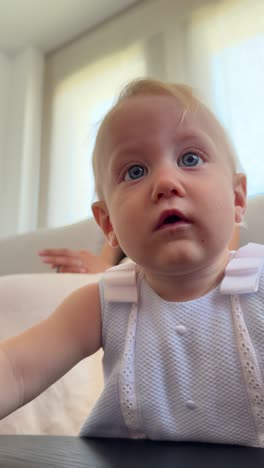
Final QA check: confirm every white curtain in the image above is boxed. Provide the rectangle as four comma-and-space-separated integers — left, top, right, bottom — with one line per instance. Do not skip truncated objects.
0, 49, 44, 238
186, 0, 264, 197
46, 42, 147, 226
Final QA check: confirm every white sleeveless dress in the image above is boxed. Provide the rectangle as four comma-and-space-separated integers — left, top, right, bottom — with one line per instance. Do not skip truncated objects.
80, 243, 264, 447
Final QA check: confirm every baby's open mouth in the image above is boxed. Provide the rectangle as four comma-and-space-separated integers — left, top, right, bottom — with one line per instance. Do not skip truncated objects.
156, 210, 191, 230
163, 214, 183, 225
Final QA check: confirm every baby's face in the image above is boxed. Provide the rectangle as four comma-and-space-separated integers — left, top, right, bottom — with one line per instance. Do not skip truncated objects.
94, 95, 246, 277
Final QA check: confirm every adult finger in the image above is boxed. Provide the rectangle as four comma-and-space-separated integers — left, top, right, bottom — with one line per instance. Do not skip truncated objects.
57, 265, 87, 274
42, 255, 83, 268
38, 248, 76, 258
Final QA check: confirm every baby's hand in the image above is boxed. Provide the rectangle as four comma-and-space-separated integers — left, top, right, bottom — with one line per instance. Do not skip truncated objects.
38, 248, 111, 273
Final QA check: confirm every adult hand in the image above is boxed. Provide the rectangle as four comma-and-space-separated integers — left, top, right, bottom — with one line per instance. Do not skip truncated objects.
38, 248, 112, 274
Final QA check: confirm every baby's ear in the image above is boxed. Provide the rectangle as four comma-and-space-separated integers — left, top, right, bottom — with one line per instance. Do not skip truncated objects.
234, 173, 247, 223
92, 201, 119, 248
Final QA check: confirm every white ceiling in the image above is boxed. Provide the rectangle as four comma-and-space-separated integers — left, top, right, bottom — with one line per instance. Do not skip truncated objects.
0, 0, 142, 55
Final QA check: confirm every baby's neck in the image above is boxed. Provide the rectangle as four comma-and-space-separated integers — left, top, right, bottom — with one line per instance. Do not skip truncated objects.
142, 251, 230, 302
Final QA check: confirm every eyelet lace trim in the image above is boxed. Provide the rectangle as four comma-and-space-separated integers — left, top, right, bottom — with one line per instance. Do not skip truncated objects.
231, 294, 264, 446
119, 303, 145, 439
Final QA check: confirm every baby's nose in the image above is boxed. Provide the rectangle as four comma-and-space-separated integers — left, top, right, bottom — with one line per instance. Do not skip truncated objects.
151, 170, 186, 202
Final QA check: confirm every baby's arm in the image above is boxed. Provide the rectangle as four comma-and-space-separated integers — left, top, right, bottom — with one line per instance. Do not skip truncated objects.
0, 282, 101, 420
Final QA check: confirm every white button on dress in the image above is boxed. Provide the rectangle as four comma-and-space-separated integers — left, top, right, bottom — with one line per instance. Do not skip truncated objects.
186, 400, 196, 410
175, 325, 187, 336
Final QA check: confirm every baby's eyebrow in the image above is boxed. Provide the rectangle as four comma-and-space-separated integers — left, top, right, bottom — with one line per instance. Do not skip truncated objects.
176, 129, 217, 152
108, 142, 150, 167
108, 148, 137, 174
175, 127, 204, 142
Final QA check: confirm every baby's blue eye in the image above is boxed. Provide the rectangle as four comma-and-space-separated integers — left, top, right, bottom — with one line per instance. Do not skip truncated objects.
179, 152, 203, 167
125, 165, 146, 181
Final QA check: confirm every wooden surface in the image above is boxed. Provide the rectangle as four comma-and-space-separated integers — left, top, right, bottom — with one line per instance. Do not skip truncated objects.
0, 436, 264, 468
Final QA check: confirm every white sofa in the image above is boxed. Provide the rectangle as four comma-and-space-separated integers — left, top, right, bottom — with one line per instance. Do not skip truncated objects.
0, 195, 263, 435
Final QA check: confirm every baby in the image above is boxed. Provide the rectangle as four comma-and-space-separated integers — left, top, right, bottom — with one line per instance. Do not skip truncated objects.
1, 78, 264, 447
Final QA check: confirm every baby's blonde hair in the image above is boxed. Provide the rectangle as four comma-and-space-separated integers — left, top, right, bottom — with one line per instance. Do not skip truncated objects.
92, 78, 239, 200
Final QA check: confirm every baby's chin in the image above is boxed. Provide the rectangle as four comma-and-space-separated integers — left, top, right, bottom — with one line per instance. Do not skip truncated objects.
138, 244, 217, 275
138, 256, 201, 278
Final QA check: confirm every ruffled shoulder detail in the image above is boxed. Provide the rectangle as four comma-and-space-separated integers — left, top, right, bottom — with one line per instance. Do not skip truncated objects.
221, 243, 264, 294
103, 260, 138, 303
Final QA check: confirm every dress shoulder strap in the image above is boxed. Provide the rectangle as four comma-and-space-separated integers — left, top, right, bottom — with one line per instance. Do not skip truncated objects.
220, 243, 264, 294
103, 260, 138, 303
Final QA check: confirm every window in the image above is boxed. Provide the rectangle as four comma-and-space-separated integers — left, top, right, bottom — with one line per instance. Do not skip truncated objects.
187, 0, 264, 197
47, 42, 146, 227
212, 34, 264, 196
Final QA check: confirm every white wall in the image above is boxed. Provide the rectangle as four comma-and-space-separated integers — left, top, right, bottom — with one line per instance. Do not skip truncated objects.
0, 48, 44, 238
